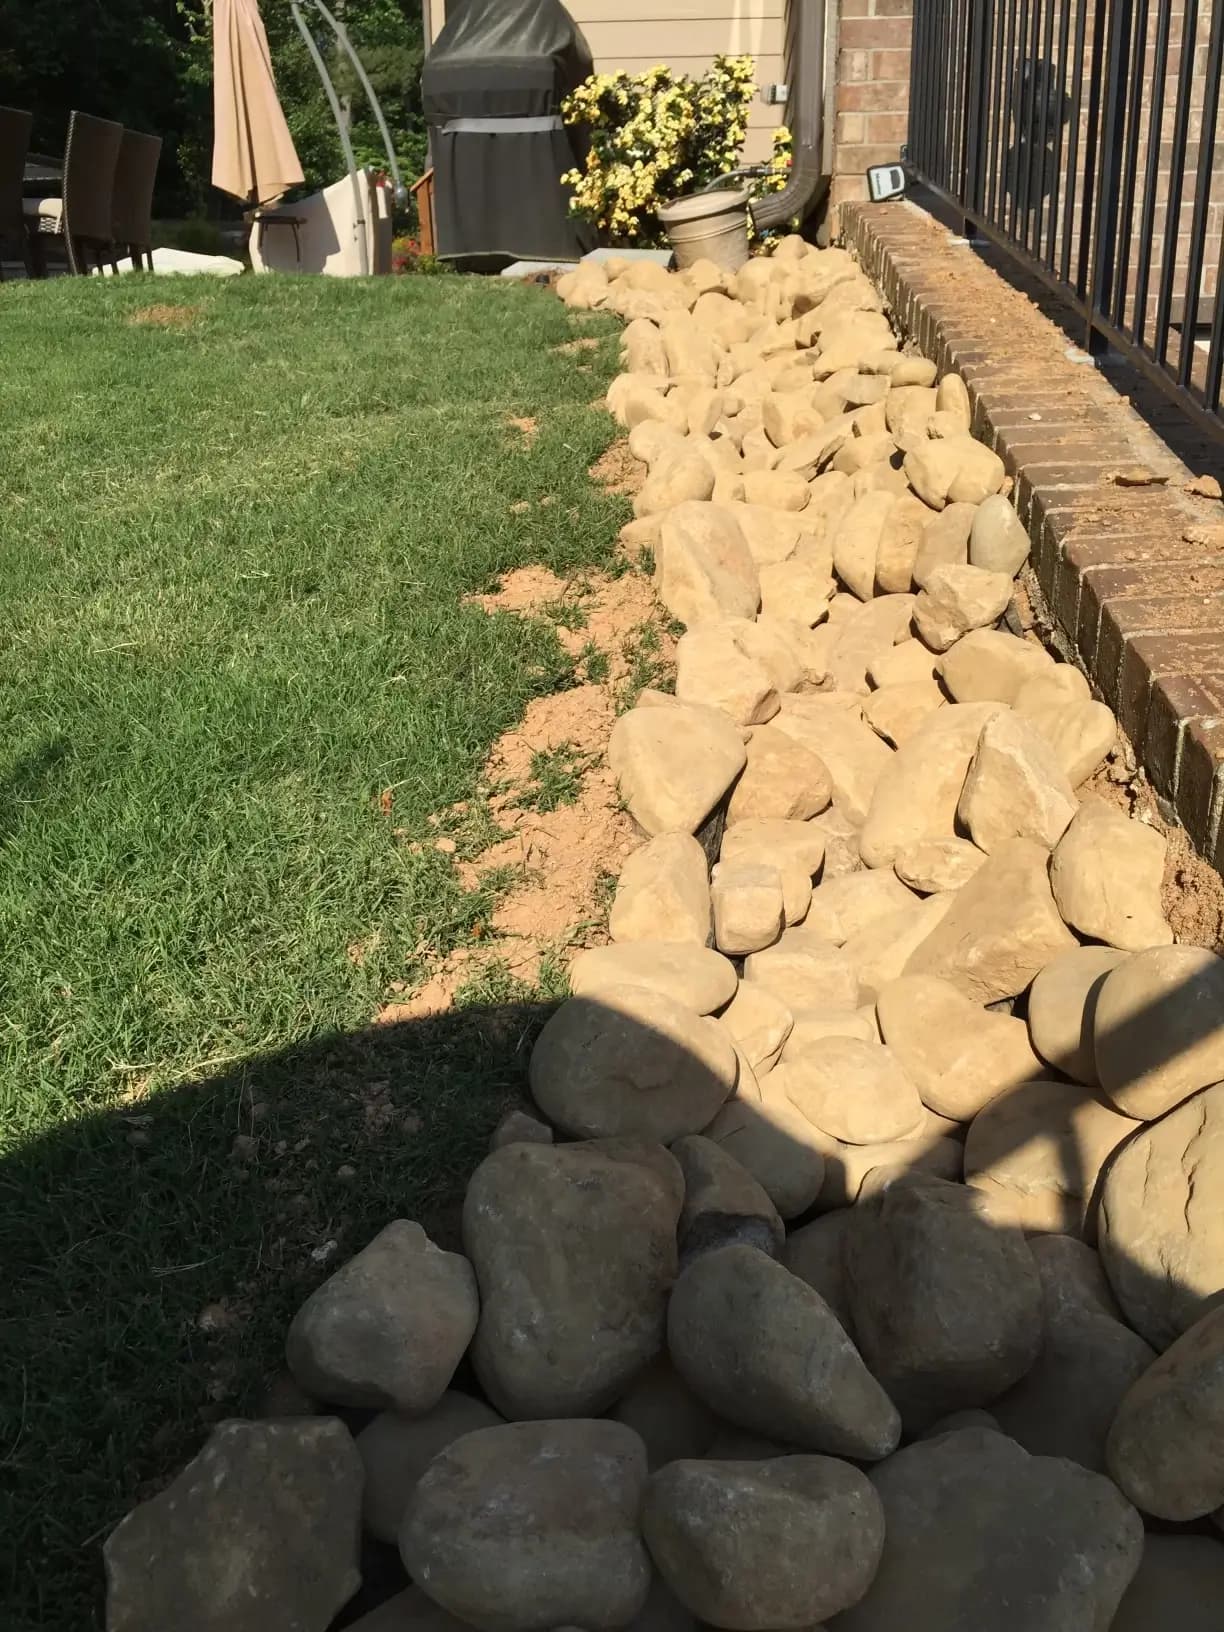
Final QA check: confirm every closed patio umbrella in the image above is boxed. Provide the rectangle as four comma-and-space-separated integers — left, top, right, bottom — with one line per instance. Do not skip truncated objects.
212, 0, 305, 204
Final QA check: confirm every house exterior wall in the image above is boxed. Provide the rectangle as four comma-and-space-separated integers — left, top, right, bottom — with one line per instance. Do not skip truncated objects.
423, 0, 787, 164
828, 0, 913, 227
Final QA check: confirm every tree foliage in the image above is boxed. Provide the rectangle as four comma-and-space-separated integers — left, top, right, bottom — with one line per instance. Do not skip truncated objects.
0, 0, 426, 217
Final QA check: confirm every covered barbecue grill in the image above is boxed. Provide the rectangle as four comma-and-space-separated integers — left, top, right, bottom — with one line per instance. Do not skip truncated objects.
422, 0, 595, 264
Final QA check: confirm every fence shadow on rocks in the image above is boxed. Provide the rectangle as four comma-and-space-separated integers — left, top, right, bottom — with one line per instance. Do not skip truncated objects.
3, 966, 1223, 1629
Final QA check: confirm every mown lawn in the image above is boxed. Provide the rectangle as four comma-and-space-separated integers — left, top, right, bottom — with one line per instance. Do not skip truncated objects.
0, 271, 625, 1627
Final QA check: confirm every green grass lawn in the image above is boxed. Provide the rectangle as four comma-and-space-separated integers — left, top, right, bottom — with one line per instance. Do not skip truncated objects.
0, 271, 625, 1628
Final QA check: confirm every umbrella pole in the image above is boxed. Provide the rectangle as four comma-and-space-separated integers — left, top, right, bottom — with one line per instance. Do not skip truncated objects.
307, 0, 404, 204
289, 0, 370, 275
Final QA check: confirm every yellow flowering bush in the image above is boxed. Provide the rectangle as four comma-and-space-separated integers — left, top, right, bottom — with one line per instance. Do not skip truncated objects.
562, 56, 778, 244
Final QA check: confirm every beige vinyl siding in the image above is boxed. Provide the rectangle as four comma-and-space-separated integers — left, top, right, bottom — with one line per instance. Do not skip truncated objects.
425, 0, 787, 163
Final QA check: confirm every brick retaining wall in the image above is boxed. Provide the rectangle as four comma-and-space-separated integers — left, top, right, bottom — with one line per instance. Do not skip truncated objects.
841, 198, 1224, 870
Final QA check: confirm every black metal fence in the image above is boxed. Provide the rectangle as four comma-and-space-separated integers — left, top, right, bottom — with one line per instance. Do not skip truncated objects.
907, 0, 1224, 442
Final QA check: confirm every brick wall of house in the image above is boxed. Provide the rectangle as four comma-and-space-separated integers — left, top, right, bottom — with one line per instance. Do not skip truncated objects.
828, 0, 914, 229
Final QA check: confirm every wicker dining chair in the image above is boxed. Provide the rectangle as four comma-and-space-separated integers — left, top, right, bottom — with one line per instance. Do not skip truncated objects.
24, 110, 123, 275
111, 129, 162, 270
0, 105, 33, 280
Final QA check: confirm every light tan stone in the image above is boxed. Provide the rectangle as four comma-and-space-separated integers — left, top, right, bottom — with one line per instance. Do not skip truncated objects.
621, 317, 669, 376
1049, 799, 1172, 950
874, 493, 934, 593
905, 838, 1077, 1002
810, 804, 864, 879
712, 862, 786, 956
912, 502, 976, 586
784, 1036, 926, 1144
938, 628, 1052, 703
958, 710, 1078, 852
742, 468, 811, 511
744, 941, 860, 1013
1095, 945, 1224, 1119
1014, 670, 1117, 786
701, 1093, 828, 1218
832, 490, 894, 600
876, 973, 1046, 1121
675, 622, 779, 725
772, 696, 894, 826
656, 501, 759, 626
609, 701, 747, 835
864, 680, 945, 746
759, 559, 836, 626
718, 982, 794, 1075
570, 943, 737, 1014
610, 832, 712, 947
607, 373, 686, 432
907, 435, 1006, 507
859, 702, 1002, 867
1027, 945, 1128, 1085
913, 563, 1013, 651
822, 1133, 964, 1208
964, 1079, 1135, 1235
728, 502, 805, 566
784, 1008, 878, 1054
885, 385, 937, 447
868, 637, 942, 688
934, 373, 972, 430
969, 493, 1030, 575
825, 593, 917, 694
357, 1394, 502, 1544
801, 870, 917, 945
893, 837, 987, 893
841, 893, 957, 1003
726, 723, 832, 826
634, 454, 716, 519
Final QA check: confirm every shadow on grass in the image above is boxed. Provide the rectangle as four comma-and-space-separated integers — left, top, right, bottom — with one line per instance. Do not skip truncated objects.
3, 966, 1223, 1628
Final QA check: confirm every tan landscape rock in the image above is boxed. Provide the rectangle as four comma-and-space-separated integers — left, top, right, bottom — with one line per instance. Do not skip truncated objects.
1094, 945, 1224, 1119
935, 372, 972, 430
832, 490, 895, 600
726, 724, 832, 825
701, 1093, 828, 1218
868, 636, 942, 688
610, 1355, 715, 1472
634, 454, 716, 519
1111, 1536, 1224, 1632
656, 501, 759, 625
825, 1132, 964, 1207
863, 679, 945, 745
904, 838, 1076, 1002
401, 1420, 651, 1632
1049, 800, 1172, 950
1097, 1081, 1224, 1349
912, 502, 976, 586
969, 493, 1030, 575
841, 893, 957, 1003
893, 836, 986, 892
913, 563, 1013, 651
1026, 945, 1128, 1084
744, 941, 860, 1012
569, 943, 737, 1014
731, 502, 807, 566
884, 384, 937, 447
357, 1393, 502, 1544
781, 1211, 856, 1331
783, 1036, 926, 1144
876, 973, 1045, 1120
874, 493, 934, 593
672, 1133, 784, 1261
824, 592, 916, 693
742, 468, 810, 510
784, 1008, 878, 1053
530, 986, 736, 1142
809, 803, 864, 878
858, 701, 1002, 867
609, 701, 746, 835
717, 982, 794, 1075
772, 696, 894, 825
758, 558, 835, 625
957, 710, 1078, 852
1107, 1305, 1224, 1519
801, 870, 917, 944
667, 1245, 901, 1457
609, 832, 712, 947
938, 628, 1051, 703
1013, 668, 1117, 785
963, 1079, 1135, 1235
621, 317, 669, 376
643, 1456, 885, 1629
712, 862, 786, 955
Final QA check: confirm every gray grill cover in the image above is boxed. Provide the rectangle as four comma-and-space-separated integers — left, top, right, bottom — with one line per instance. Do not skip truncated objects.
423, 0, 595, 262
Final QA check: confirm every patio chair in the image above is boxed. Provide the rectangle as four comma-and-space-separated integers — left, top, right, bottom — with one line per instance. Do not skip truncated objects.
24, 110, 123, 276
0, 105, 33, 280
111, 129, 162, 270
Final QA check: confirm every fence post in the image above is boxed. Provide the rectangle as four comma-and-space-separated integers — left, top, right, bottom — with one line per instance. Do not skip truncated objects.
1087, 0, 1135, 354
961, 0, 993, 237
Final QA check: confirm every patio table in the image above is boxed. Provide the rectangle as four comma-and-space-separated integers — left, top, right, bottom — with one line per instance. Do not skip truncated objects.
23, 158, 62, 196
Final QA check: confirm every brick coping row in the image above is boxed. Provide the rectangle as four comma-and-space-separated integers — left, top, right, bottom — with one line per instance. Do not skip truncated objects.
840, 199, 1224, 873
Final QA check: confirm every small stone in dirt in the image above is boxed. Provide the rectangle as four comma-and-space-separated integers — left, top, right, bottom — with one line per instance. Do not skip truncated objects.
1049, 799, 1172, 950
717, 982, 793, 1074
668, 1244, 901, 1458
610, 1354, 715, 1470
610, 832, 712, 948
1094, 944, 1224, 1119
990, 1236, 1154, 1472
1027, 945, 1127, 1085
963, 1078, 1134, 1235
968, 493, 1030, 575
913, 563, 1013, 651
490, 1108, 553, 1150
958, 710, 1078, 852
285, 1221, 477, 1414
464, 1140, 680, 1419
1107, 1304, 1224, 1520
726, 723, 833, 825
876, 973, 1042, 1119
672, 1133, 784, 1262
1111, 1536, 1224, 1632
833, 1428, 1143, 1632
570, 942, 737, 1015
893, 836, 986, 893
845, 1176, 1041, 1433
712, 861, 786, 955
783, 1036, 925, 1145
905, 838, 1076, 1002
357, 1392, 502, 1544
609, 700, 746, 836
1098, 1081, 1224, 1350
530, 986, 736, 1143
938, 627, 1051, 703
104, 1419, 362, 1632
642, 1456, 885, 1629
401, 1419, 651, 1632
